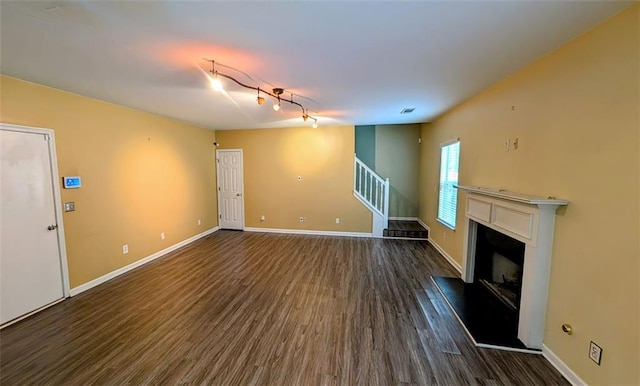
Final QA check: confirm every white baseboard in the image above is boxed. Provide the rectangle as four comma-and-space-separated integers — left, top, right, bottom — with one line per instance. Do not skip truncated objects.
1, 298, 65, 330
428, 238, 462, 274
414, 219, 461, 273
542, 344, 586, 386
416, 218, 429, 231
70, 227, 219, 296
244, 227, 372, 238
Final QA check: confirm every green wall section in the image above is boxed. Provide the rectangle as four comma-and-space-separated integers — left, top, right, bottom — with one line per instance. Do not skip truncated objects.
355, 125, 376, 169
355, 123, 421, 218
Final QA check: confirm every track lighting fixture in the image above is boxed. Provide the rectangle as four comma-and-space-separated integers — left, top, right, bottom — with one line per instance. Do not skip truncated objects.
206, 59, 319, 127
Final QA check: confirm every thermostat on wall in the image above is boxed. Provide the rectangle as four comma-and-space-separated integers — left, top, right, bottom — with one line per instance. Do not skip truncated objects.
63, 176, 82, 189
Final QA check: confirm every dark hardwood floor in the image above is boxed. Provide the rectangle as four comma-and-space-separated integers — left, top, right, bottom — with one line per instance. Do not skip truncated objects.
0, 231, 568, 385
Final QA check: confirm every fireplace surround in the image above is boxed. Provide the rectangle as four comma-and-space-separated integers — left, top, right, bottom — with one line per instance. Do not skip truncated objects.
457, 185, 568, 349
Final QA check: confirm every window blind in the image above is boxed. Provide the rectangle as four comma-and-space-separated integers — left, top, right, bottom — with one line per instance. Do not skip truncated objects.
437, 140, 460, 229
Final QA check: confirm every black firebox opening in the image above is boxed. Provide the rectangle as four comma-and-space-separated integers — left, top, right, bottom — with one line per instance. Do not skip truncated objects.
474, 223, 525, 311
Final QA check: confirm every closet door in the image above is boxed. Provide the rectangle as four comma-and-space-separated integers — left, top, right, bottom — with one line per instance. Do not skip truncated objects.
217, 149, 244, 230
1, 128, 64, 326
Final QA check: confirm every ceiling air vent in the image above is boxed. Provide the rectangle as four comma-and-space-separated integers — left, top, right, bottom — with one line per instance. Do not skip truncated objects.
400, 107, 415, 114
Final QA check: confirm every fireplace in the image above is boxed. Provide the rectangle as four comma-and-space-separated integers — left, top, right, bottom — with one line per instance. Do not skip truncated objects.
457, 185, 568, 350
474, 223, 525, 311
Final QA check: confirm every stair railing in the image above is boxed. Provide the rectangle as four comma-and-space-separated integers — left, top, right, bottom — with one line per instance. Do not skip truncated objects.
353, 154, 389, 228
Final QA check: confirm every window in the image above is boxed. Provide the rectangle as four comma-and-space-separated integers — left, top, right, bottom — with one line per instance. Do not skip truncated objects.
438, 139, 460, 229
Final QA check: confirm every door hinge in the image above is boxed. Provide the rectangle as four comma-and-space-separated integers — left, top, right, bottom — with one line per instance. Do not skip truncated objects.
219, 214, 222, 219
216, 158, 219, 163
218, 186, 220, 191
44, 134, 50, 141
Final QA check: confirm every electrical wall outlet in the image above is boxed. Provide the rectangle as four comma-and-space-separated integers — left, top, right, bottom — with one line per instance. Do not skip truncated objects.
299, 217, 304, 223
161, 232, 165, 240
260, 215, 265, 221
335, 218, 340, 224
197, 219, 201, 226
122, 244, 128, 254
589, 341, 602, 365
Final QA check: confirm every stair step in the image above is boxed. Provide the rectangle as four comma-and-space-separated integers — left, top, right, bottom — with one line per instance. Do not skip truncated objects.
383, 229, 429, 238
383, 220, 429, 239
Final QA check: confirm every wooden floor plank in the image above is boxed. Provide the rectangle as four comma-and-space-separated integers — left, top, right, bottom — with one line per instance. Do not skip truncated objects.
0, 231, 568, 385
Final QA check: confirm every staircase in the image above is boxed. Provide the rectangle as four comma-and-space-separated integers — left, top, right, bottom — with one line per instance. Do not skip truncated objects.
353, 155, 429, 239
353, 155, 389, 237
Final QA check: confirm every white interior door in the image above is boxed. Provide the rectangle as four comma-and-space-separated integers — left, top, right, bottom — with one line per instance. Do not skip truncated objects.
1, 127, 65, 325
217, 149, 244, 230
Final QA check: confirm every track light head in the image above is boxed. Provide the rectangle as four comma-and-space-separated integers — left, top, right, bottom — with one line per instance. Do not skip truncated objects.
210, 74, 223, 92
273, 95, 281, 111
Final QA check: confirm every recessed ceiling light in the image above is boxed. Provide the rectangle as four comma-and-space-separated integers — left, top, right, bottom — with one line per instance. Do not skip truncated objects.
400, 108, 416, 114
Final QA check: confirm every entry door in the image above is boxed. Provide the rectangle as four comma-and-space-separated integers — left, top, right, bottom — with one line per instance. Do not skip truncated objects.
217, 149, 244, 230
1, 128, 65, 325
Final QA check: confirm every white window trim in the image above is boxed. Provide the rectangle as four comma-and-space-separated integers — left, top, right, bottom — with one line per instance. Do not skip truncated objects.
437, 138, 460, 230
440, 138, 460, 147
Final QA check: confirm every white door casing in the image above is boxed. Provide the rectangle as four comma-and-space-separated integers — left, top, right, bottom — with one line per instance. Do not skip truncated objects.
0, 124, 70, 327
216, 149, 244, 230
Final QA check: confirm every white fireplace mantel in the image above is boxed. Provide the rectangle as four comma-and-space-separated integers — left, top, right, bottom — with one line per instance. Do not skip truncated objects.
455, 185, 568, 207
456, 184, 568, 349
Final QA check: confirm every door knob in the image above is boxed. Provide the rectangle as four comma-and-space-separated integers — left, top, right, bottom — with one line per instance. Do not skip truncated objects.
236, 193, 242, 197
47, 224, 58, 231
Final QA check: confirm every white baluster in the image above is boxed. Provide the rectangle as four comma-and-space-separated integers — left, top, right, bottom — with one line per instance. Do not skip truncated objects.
374, 179, 379, 210
366, 171, 370, 202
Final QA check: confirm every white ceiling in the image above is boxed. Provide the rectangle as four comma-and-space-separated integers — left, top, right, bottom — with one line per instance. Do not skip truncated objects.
0, 1, 631, 130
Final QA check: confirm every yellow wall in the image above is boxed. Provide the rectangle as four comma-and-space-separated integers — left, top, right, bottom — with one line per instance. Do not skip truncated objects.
216, 126, 372, 233
0, 75, 218, 288
419, 5, 639, 385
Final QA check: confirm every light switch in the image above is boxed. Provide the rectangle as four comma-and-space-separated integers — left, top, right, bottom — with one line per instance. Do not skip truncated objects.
64, 202, 75, 212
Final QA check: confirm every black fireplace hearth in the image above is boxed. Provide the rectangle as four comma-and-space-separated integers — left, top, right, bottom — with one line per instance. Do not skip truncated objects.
432, 275, 534, 351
